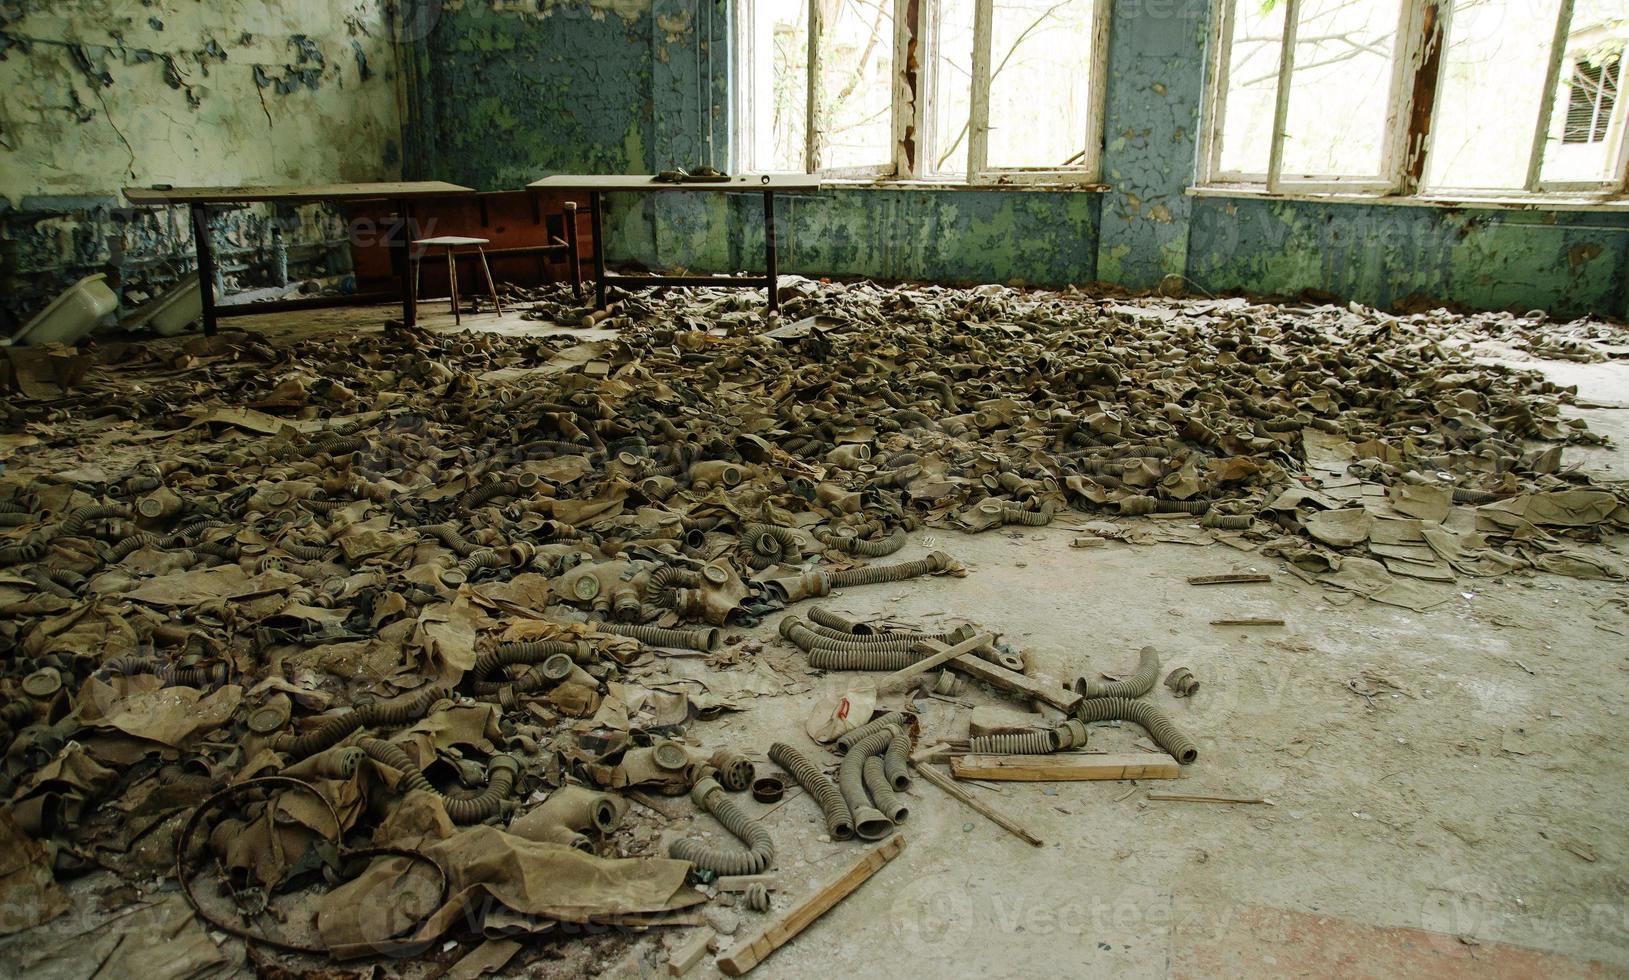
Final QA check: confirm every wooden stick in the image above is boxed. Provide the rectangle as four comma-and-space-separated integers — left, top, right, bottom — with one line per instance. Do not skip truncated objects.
1210, 617, 1284, 626
951, 753, 1179, 782
1187, 573, 1271, 586
911, 761, 1043, 848
1145, 792, 1271, 805
717, 836, 906, 976
876, 632, 992, 694
947, 655, 1081, 714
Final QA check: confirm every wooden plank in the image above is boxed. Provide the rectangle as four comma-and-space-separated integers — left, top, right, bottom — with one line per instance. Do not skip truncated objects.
1186, 573, 1271, 586
947, 655, 1080, 714
951, 753, 1180, 782
913, 762, 1043, 848
717, 836, 906, 976
527, 174, 822, 193
124, 181, 473, 205
877, 632, 992, 694
667, 929, 714, 976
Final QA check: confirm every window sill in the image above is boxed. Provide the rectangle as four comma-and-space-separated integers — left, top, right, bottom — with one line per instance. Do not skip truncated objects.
821, 177, 1110, 193
1186, 184, 1629, 214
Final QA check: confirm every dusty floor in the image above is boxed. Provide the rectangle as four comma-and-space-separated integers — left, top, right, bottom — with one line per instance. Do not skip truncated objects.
305, 304, 1629, 977
6, 298, 1628, 979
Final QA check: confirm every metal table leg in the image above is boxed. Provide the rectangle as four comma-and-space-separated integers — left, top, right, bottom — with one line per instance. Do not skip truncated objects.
589, 190, 607, 310
763, 190, 778, 315
564, 201, 582, 299
189, 202, 218, 336
396, 198, 417, 328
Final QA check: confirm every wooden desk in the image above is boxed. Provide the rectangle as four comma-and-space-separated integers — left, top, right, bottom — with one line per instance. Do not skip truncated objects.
527, 174, 822, 314
124, 181, 475, 334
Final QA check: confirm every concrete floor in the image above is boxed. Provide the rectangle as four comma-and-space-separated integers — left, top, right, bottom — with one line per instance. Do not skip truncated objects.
331, 302, 1629, 978
55, 302, 1629, 978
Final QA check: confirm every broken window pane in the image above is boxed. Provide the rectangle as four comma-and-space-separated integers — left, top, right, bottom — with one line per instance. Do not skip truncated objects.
985, 0, 1097, 169
817, 0, 896, 170
1216, 0, 1287, 177
1425, 0, 1558, 191
743, 0, 810, 172
1279, 0, 1404, 180
929, 0, 976, 176
1539, 0, 1626, 184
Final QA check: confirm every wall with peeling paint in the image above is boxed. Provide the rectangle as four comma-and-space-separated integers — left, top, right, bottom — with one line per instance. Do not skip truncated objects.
408, 0, 1627, 316
0, 0, 403, 330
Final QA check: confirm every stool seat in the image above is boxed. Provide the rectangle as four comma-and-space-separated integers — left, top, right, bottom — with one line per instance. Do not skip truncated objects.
415, 235, 490, 247
411, 236, 503, 324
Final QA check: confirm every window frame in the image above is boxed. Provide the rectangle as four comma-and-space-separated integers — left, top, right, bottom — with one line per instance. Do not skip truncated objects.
1197, 0, 1629, 202
733, 0, 1113, 186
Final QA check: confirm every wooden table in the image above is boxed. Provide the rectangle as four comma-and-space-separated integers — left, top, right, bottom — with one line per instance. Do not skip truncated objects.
526, 174, 821, 314
124, 181, 474, 335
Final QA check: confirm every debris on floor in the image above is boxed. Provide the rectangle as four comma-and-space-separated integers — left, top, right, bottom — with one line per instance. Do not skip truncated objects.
0, 279, 1622, 973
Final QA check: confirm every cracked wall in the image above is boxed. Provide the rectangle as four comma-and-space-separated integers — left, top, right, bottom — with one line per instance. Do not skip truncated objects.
0, 0, 402, 330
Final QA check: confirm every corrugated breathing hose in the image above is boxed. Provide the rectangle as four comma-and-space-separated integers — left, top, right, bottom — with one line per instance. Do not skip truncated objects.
742, 523, 803, 561
882, 726, 911, 790
648, 565, 700, 607
782, 617, 965, 655
1074, 697, 1199, 764
823, 526, 908, 557
458, 548, 505, 573
796, 618, 963, 645
272, 686, 447, 760
281, 541, 337, 561
471, 639, 583, 677
58, 504, 131, 538
971, 731, 1055, 754
669, 777, 775, 875
827, 551, 953, 589
301, 434, 368, 458
806, 606, 876, 635
1074, 646, 1161, 699
806, 648, 923, 671
1201, 513, 1252, 529
989, 503, 1052, 527
101, 657, 229, 688
863, 757, 908, 824
0, 538, 46, 565
420, 523, 479, 556
357, 738, 519, 823
768, 742, 852, 841
835, 712, 909, 754
596, 622, 720, 652
837, 726, 898, 840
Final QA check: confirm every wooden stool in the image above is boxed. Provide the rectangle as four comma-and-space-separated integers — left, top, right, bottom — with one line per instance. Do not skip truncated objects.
412, 236, 504, 325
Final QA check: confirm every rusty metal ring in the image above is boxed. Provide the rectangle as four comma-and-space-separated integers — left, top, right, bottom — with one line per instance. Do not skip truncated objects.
751, 775, 785, 803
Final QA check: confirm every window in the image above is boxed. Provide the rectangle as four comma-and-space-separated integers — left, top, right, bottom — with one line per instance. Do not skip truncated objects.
733, 0, 1112, 184
1563, 58, 1619, 143
1199, 0, 1629, 200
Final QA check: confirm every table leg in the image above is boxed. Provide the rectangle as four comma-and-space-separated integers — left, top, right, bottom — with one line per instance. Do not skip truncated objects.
589, 190, 607, 310
396, 198, 417, 328
564, 201, 582, 299
763, 190, 779, 315
446, 248, 461, 326
189, 203, 218, 336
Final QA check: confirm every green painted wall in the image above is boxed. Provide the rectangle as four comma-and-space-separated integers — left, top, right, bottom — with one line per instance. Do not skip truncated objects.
407, 0, 1629, 317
